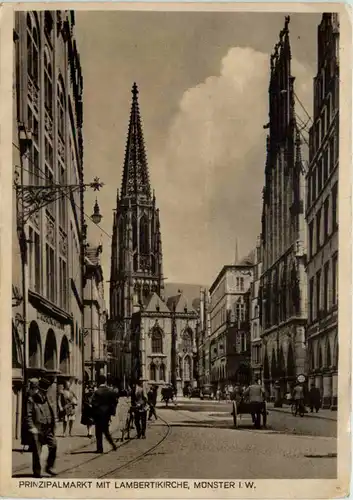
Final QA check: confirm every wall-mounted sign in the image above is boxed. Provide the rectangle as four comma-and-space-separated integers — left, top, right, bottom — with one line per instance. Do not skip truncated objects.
37, 311, 65, 331
297, 374, 306, 383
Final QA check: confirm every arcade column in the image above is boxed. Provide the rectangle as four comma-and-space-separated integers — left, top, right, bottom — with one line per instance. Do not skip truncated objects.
331, 371, 338, 410
322, 372, 332, 409
315, 373, 323, 399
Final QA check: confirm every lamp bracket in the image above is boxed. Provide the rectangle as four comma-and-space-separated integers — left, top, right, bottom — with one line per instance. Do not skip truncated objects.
15, 176, 104, 226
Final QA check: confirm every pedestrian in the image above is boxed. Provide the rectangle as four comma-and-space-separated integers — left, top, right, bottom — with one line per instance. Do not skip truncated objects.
225, 386, 230, 401
147, 386, 158, 421
308, 384, 321, 413
243, 379, 265, 428
216, 388, 221, 402
132, 380, 148, 439
81, 384, 95, 438
58, 380, 77, 437
234, 385, 242, 403
292, 382, 305, 415
26, 378, 57, 478
91, 375, 118, 453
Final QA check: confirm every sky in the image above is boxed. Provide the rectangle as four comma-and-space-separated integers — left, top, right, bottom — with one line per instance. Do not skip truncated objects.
75, 10, 322, 302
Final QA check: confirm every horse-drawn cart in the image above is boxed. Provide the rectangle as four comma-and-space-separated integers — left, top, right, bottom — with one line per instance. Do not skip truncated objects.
231, 399, 268, 429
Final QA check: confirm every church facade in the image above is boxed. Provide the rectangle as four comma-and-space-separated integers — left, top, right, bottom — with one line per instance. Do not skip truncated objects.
259, 18, 308, 401
107, 84, 201, 394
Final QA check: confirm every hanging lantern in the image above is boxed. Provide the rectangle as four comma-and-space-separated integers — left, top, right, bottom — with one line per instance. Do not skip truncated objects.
91, 198, 102, 225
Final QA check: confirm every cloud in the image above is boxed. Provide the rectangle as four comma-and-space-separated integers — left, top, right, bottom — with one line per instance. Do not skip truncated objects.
150, 46, 313, 286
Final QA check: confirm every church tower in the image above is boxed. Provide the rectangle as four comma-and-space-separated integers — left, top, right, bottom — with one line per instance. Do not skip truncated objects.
110, 83, 164, 324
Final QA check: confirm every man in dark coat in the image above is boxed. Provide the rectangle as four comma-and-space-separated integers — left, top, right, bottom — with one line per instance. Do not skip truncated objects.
308, 384, 321, 413
91, 375, 118, 453
26, 378, 57, 478
131, 380, 148, 438
243, 380, 265, 428
147, 386, 158, 421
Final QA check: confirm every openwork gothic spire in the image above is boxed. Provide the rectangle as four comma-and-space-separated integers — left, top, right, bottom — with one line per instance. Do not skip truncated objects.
121, 83, 151, 199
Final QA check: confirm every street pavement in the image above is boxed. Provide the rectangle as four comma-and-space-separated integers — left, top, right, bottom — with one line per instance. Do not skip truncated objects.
13, 398, 337, 479
12, 397, 131, 476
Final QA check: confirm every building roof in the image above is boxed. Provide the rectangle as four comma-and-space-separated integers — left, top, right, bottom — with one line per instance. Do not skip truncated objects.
164, 282, 205, 311
120, 83, 151, 199
143, 292, 170, 313
209, 259, 254, 295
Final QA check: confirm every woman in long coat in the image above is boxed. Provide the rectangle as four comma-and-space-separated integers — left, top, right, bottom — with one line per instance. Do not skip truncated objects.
81, 385, 95, 438
58, 380, 78, 437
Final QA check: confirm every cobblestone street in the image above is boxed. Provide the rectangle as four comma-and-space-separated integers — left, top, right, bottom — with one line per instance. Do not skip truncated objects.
13, 399, 337, 480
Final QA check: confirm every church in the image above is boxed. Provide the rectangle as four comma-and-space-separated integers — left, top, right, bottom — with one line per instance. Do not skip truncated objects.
107, 83, 204, 395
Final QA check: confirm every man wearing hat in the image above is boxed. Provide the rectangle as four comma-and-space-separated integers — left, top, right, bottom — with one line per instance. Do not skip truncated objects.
26, 378, 57, 478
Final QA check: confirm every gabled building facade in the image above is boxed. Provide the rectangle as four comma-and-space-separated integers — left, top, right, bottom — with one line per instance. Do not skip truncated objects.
209, 258, 253, 391
196, 288, 211, 387
250, 237, 263, 383
259, 17, 307, 401
12, 11, 85, 439
305, 14, 339, 410
84, 243, 108, 384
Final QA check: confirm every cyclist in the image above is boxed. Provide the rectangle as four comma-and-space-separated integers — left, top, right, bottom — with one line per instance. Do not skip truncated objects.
292, 382, 305, 416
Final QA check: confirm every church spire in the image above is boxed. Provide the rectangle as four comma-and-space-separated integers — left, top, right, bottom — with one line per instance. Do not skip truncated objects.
121, 83, 151, 199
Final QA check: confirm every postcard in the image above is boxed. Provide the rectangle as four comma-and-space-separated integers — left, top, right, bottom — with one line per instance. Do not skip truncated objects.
0, 2, 351, 498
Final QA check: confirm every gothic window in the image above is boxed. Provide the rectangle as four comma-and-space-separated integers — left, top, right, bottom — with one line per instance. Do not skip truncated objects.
150, 363, 156, 381
27, 105, 40, 187
134, 283, 141, 305
159, 363, 165, 381
291, 264, 300, 315
176, 356, 180, 378
132, 214, 137, 250
151, 328, 163, 353
272, 271, 278, 324
258, 284, 263, 327
151, 255, 156, 274
182, 329, 192, 351
139, 214, 149, 255
46, 242, 56, 303
183, 356, 191, 381
143, 284, 150, 298
44, 48, 53, 115
57, 77, 65, 139
240, 332, 246, 352
133, 254, 138, 272
280, 267, 287, 321
27, 14, 39, 86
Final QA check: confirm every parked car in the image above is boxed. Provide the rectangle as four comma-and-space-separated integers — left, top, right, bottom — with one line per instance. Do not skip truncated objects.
200, 384, 214, 400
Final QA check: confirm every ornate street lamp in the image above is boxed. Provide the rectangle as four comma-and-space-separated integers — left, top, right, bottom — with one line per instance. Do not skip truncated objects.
91, 198, 103, 225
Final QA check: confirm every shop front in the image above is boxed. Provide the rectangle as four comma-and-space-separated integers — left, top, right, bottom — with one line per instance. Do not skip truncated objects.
26, 294, 76, 420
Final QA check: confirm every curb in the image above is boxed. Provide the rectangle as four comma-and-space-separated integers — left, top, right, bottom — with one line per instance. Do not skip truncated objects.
268, 406, 337, 422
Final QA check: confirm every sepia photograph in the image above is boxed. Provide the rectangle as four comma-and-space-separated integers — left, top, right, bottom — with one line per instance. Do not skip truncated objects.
0, 2, 351, 497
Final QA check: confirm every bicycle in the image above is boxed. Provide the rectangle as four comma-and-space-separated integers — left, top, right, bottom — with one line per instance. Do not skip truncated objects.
291, 400, 305, 417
